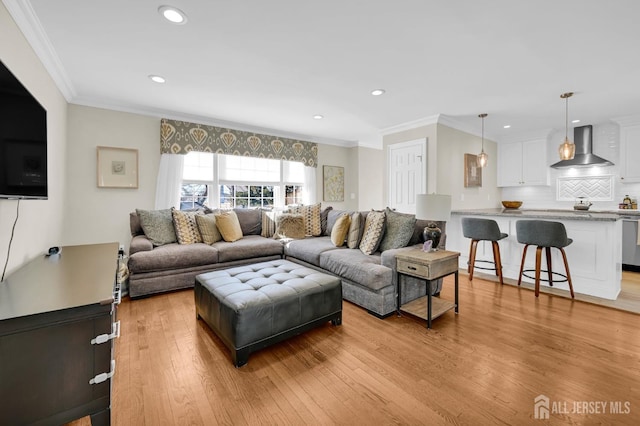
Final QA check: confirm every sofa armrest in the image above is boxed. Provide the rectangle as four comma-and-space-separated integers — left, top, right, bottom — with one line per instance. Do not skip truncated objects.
129, 235, 153, 255
380, 244, 423, 269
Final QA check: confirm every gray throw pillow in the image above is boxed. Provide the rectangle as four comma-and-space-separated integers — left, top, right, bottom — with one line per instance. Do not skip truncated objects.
378, 207, 417, 252
136, 208, 177, 246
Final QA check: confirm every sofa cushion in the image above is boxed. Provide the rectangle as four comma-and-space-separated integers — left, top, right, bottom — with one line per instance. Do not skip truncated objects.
212, 235, 284, 263
325, 209, 350, 236
320, 206, 333, 235
130, 211, 143, 236
319, 249, 392, 292
274, 214, 306, 240
331, 213, 351, 247
136, 208, 177, 246
234, 208, 262, 235
172, 209, 203, 244
284, 236, 343, 266
128, 242, 218, 273
196, 213, 222, 244
378, 207, 416, 252
261, 210, 279, 238
290, 203, 322, 236
347, 212, 363, 249
215, 210, 243, 242
359, 210, 386, 255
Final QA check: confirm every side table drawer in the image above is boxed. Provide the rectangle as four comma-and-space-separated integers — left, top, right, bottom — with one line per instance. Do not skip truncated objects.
397, 259, 429, 278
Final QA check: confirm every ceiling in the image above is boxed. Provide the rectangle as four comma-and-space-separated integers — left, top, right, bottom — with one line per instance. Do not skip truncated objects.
5, 0, 640, 148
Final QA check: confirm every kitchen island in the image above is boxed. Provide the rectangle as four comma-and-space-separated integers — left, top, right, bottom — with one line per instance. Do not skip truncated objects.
447, 209, 622, 300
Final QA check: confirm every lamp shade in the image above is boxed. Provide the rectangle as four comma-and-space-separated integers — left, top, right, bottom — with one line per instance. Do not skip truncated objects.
415, 194, 451, 222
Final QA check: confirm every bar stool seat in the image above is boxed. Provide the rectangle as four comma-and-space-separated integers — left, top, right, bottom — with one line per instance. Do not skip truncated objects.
462, 217, 508, 285
515, 220, 575, 298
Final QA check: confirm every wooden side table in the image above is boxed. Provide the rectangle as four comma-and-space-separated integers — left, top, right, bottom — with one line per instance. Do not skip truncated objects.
396, 248, 460, 328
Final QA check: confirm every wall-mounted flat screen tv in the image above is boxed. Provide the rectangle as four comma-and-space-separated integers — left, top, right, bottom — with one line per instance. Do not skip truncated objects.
0, 59, 48, 199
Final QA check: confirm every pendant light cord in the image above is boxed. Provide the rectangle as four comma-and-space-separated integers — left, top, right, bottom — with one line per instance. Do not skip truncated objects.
1, 199, 20, 282
565, 95, 569, 141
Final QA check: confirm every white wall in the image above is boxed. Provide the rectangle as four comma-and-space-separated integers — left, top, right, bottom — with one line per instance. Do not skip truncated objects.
316, 144, 358, 211
382, 122, 501, 211
357, 146, 384, 210
0, 3, 68, 277
63, 105, 160, 249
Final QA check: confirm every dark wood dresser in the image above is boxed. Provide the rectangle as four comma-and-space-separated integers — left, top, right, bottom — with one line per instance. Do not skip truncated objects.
0, 242, 121, 425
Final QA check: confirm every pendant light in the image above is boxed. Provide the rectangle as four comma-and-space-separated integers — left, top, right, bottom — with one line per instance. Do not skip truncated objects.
558, 92, 576, 160
477, 113, 488, 168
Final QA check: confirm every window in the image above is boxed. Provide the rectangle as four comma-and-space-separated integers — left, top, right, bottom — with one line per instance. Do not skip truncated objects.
181, 152, 308, 210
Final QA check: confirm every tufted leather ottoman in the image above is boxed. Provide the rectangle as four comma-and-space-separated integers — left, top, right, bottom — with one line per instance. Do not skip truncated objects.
195, 259, 342, 367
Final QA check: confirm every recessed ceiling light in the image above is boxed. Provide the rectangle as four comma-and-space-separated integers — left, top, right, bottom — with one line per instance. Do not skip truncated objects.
371, 89, 385, 96
572, 119, 581, 123
503, 125, 511, 129
158, 6, 188, 24
313, 115, 324, 120
149, 75, 166, 83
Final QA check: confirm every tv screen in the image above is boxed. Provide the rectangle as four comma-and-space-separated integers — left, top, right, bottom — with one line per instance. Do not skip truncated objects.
0, 59, 48, 199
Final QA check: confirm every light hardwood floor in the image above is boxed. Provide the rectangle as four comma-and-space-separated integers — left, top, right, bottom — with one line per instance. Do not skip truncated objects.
70, 274, 640, 425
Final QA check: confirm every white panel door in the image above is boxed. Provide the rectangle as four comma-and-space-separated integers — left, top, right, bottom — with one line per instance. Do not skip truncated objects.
388, 139, 426, 214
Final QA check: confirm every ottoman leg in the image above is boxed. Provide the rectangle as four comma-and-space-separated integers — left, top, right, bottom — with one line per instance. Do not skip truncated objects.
234, 348, 250, 368
331, 313, 342, 326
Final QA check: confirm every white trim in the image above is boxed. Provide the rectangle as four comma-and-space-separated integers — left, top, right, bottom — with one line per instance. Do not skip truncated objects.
381, 114, 440, 136
3, 0, 76, 100
611, 115, 640, 127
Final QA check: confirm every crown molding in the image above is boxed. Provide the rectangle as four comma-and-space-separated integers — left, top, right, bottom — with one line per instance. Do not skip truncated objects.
611, 115, 640, 127
380, 114, 440, 135
3, 0, 76, 101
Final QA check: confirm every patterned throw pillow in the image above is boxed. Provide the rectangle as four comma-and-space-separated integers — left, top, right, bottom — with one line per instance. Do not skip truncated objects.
274, 214, 306, 240
331, 213, 351, 247
359, 210, 386, 255
196, 213, 222, 244
347, 212, 363, 249
172, 209, 203, 244
378, 207, 417, 251
214, 210, 243, 242
289, 203, 322, 236
136, 208, 177, 246
261, 210, 280, 238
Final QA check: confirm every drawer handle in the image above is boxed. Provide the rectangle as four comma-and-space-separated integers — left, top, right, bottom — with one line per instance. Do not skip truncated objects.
408, 266, 417, 271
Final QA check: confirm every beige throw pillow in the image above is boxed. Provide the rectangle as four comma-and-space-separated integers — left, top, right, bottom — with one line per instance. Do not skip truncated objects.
289, 203, 322, 236
214, 210, 243, 242
196, 213, 222, 244
359, 210, 386, 255
331, 214, 351, 247
347, 212, 363, 249
274, 214, 306, 240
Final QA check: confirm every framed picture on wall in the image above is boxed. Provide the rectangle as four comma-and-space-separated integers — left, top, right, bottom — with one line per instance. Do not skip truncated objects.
97, 146, 139, 188
464, 153, 482, 187
323, 165, 344, 202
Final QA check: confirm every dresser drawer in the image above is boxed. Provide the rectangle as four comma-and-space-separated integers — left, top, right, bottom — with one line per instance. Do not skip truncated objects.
397, 259, 429, 278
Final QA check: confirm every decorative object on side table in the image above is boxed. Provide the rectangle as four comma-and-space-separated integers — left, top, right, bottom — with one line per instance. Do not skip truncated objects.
415, 193, 451, 251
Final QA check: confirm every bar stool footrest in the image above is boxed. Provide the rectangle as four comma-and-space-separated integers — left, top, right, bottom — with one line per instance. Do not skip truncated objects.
521, 269, 568, 284
468, 259, 498, 272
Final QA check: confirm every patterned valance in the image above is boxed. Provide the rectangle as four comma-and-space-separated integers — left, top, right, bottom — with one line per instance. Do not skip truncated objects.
160, 119, 318, 167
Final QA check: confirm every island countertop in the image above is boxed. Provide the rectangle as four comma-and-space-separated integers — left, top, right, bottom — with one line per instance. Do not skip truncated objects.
451, 208, 622, 221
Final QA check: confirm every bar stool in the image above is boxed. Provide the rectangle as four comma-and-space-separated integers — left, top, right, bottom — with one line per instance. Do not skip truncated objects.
461, 217, 508, 285
515, 220, 575, 298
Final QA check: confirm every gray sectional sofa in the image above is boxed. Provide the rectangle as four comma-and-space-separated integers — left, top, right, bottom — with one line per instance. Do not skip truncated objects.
127, 207, 445, 317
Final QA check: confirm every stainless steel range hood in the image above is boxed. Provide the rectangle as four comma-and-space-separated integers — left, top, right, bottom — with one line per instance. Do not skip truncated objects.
551, 125, 613, 168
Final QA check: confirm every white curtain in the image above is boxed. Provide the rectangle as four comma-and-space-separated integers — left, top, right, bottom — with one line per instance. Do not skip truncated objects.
155, 154, 185, 209
303, 166, 317, 205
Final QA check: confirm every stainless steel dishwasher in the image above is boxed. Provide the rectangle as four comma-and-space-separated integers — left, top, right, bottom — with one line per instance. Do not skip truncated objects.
621, 216, 640, 270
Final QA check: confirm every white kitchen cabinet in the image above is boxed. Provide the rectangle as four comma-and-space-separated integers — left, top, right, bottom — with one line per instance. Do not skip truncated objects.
497, 139, 549, 187
619, 125, 640, 183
